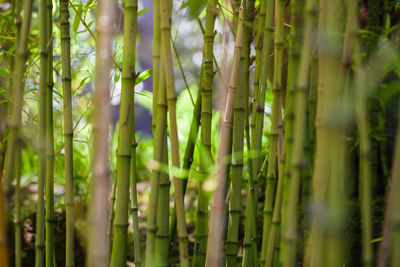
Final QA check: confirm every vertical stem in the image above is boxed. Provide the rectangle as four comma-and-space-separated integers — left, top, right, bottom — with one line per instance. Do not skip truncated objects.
347, 1, 373, 265
159, 0, 188, 265
14, 142, 21, 267
260, 0, 283, 262
280, 0, 317, 265
205, 3, 244, 266
45, 0, 55, 264
109, 0, 137, 264
153, 53, 169, 266
130, 136, 142, 266
389, 108, 400, 267
36, 0, 48, 263
226, 1, 246, 263
107, 174, 116, 258
145, 0, 161, 264
193, 0, 217, 265
86, 0, 114, 264
60, 0, 74, 264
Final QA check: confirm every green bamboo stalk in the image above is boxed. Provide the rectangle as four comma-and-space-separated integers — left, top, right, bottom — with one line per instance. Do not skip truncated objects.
205, 4, 244, 265
159, 0, 188, 265
252, 0, 274, 184
243, 0, 272, 265
109, 0, 138, 265
343, 1, 373, 265
308, 2, 329, 266
193, 0, 217, 265
309, 0, 346, 266
390, 109, 400, 267
2, 0, 22, 221
226, 11, 246, 266
86, 0, 114, 264
2, 0, 32, 221
107, 174, 116, 258
14, 141, 21, 267
59, 0, 74, 264
169, 67, 202, 245
154, 133, 169, 267
153, 51, 169, 266
323, 2, 346, 266
0, 183, 8, 267
280, 0, 317, 265
152, 50, 169, 266
260, 0, 283, 263
36, 0, 49, 263
144, 0, 163, 263
130, 135, 142, 266
266, 0, 304, 265
343, 0, 373, 265
45, 0, 55, 263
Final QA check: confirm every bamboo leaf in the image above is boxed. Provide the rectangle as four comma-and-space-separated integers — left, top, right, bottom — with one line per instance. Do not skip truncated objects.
135, 69, 152, 85
138, 8, 149, 16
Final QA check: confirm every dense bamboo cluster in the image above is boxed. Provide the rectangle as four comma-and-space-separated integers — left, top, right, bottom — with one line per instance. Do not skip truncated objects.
1, 0, 400, 266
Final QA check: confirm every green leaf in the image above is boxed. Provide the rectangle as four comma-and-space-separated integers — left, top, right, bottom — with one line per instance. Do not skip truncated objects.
135, 69, 153, 85
183, 0, 207, 19
73, 4, 83, 33
138, 8, 149, 16
114, 71, 120, 83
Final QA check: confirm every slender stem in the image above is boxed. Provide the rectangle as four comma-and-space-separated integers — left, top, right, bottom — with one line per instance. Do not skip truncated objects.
193, 1, 218, 265
153, 49, 169, 267
205, 3, 244, 266
130, 137, 142, 266
159, 0, 189, 265
60, 0, 75, 265
280, 0, 316, 265
36, 0, 49, 262
145, 0, 162, 264
109, 0, 138, 265
86, 0, 114, 264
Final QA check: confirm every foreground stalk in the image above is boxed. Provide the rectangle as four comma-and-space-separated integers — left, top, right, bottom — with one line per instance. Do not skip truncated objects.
109, 0, 138, 265
145, 0, 161, 264
36, 0, 49, 262
86, 0, 114, 265
60, 0, 75, 264
159, 0, 188, 265
193, 0, 217, 265
280, 0, 316, 265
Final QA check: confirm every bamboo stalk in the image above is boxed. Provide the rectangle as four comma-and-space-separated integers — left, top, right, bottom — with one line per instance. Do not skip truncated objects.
130, 135, 142, 266
2, 0, 33, 238
159, 0, 189, 265
14, 142, 21, 267
154, 133, 169, 267
193, 1, 218, 265
107, 173, 116, 259
145, 0, 161, 264
36, 0, 49, 262
280, 0, 317, 265
45, 0, 55, 263
0, 182, 8, 267
205, 3, 244, 266
86, 0, 114, 264
390, 108, 400, 267
226, 7, 246, 265
109, 0, 138, 265
152, 52, 169, 267
169, 67, 202, 245
260, 0, 283, 263
344, 1, 373, 265
59, 0, 75, 264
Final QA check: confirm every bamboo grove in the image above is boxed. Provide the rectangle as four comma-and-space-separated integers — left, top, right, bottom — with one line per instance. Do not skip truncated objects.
0, 0, 400, 266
